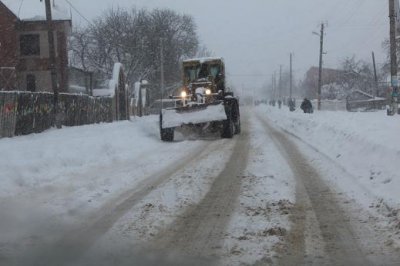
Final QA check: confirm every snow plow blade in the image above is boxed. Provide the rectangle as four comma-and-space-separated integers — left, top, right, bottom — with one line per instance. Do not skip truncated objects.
161, 103, 227, 129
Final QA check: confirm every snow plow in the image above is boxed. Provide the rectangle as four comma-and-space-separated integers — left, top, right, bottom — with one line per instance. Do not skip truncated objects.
159, 57, 240, 141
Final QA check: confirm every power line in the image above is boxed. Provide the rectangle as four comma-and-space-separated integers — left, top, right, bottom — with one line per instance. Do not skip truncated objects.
17, 0, 25, 17
64, 0, 92, 25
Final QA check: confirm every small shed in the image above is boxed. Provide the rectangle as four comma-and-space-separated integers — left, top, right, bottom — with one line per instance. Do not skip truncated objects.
346, 89, 387, 112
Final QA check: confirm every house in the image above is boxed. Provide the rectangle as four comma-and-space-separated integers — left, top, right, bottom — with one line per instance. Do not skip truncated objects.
0, 0, 71, 92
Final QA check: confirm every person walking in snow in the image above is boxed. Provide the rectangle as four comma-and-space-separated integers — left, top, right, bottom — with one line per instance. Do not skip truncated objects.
288, 98, 295, 111
300, 98, 313, 113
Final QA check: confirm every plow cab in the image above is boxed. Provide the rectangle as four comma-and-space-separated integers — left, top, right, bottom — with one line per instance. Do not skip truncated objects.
159, 57, 240, 141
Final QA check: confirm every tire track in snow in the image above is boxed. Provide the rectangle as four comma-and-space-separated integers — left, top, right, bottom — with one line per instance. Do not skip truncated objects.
256, 114, 371, 266
152, 115, 250, 263
278, 126, 398, 216
22, 140, 221, 266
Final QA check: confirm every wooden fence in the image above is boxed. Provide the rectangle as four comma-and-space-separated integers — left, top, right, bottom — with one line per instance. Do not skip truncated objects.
346, 98, 388, 112
0, 91, 114, 138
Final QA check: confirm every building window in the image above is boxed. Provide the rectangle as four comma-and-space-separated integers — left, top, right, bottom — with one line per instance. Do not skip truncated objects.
26, 74, 36, 92
20, 34, 40, 56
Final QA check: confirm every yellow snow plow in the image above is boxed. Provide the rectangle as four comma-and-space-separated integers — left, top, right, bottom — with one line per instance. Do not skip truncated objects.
159, 58, 240, 141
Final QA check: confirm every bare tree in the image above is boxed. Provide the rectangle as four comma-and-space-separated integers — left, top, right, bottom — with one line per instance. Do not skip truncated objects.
196, 44, 215, 58
339, 56, 378, 96
68, 7, 200, 101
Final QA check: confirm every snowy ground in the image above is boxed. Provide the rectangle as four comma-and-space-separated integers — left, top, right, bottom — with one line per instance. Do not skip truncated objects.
258, 104, 400, 263
1, 106, 400, 265
260, 104, 400, 211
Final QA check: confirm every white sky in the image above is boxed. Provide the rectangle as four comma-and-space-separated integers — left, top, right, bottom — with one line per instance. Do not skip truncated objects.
66, 0, 388, 89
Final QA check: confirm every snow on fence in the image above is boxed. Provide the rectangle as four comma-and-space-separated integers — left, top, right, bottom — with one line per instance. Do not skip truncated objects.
346, 98, 387, 112
309, 99, 387, 112
310, 99, 347, 111
0, 91, 113, 138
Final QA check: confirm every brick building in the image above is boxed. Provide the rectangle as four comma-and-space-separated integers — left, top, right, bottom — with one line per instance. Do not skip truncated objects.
0, 0, 71, 92
302, 66, 344, 98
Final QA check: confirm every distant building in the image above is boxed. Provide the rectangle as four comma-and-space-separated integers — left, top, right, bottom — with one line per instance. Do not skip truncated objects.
302, 67, 344, 99
0, 0, 71, 92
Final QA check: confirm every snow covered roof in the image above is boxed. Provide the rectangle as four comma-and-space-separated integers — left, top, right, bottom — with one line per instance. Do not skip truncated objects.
93, 87, 115, 97
352, 89, 374, 99
92, 79, 115, 97
1, 0, 71, 21
183, 57, 223, 64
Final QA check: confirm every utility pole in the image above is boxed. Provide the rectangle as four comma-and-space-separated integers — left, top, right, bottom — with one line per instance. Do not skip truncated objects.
317, 23, 324, 111
89, 72, 93, 96
279, 65, 282, 100
138, 83, 143, 117
372, 51, 379, 97
271, 74, 274, 100
44, 0, 60, 128
160, 38, 165, 110
388, 0, 398, 115
272, 72, 276, 100
290, 53, 293, 99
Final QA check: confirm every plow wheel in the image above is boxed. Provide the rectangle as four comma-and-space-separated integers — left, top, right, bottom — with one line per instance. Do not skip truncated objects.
160, 113, 174, 142
221, 111, 234, 138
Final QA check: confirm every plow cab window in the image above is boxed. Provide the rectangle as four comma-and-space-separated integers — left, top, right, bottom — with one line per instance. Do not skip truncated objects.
210, 65, 220, 78
184, 66, 200, 82
198, 63, 209, 79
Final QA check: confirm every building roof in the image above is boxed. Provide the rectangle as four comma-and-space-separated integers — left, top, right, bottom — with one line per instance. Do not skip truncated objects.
183, 57, 224, 64
1, 0, 71, 21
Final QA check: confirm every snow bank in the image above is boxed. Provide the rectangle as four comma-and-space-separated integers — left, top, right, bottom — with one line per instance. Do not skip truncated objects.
0, 116, 162, 198
257, 105, 400, 208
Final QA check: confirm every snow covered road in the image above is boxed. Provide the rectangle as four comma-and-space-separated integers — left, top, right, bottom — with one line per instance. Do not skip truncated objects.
257, 114, 370, 265
1, 106, 400, 265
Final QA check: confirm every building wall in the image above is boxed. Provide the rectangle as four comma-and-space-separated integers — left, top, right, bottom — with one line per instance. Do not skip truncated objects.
303, 67, 345, 98
0, 2, 18, 90
17, 70, 52, 92
16, 21, 71, 92
0, 2, 17, 67
0, 2, 71, 93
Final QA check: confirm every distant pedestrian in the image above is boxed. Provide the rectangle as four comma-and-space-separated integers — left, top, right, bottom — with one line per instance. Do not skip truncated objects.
278, 99, 282, 108
300, 98, 313, 113
288, 98, 295, 112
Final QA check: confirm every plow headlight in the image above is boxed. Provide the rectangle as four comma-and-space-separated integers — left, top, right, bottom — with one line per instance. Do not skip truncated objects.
205, 89, 211, 95
181, 91, 187, 98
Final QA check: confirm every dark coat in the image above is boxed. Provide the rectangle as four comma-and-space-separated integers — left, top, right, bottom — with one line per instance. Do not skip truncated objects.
300, 99, 313, 113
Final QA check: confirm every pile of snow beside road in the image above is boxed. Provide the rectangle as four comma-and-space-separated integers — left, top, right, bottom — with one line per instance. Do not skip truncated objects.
257, 105, 400, 208
0, 117, 161, 198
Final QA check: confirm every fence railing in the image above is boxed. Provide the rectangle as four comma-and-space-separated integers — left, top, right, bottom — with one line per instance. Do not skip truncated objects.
310, 99, 347, 111
0, 91, 114, 138
346, 98, 388, 112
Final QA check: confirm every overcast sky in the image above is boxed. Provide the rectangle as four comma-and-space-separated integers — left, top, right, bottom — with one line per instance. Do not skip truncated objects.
67, 0, 388, 89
